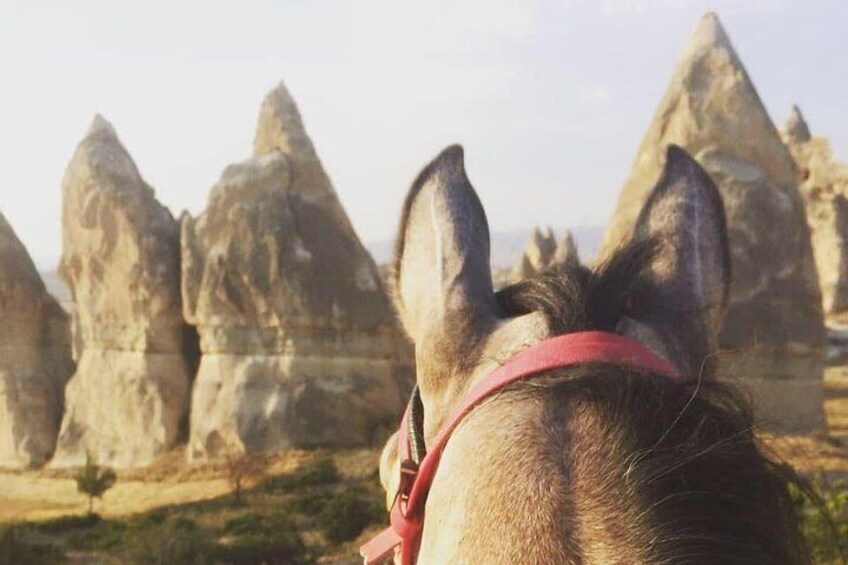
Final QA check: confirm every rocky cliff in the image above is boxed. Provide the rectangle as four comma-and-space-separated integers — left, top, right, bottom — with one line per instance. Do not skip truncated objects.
781, 105, 848, 316
0, 215, 73, 467
602, 13, 825, 431
53, 116, 192, 468
182, 83, 412, 459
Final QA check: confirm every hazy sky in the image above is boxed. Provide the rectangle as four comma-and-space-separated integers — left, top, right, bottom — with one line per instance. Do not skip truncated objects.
2, 0, 847, 268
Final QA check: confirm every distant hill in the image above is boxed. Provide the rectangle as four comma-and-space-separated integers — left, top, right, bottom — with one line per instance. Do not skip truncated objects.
365, 225, 605, 268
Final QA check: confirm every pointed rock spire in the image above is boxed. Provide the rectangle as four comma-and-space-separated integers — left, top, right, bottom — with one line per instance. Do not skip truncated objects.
602, 13, 824, 431
552, 230, 580, 269
525, 226, 556, 271
782, 107, 848, 315
87, 113, 117, 138
511, 227, 573, 282
510, 252, 535, 283
253, 81, 317, 161
53, 117, 191, 468
183, 81, 412, 459
784, 105, 812, 144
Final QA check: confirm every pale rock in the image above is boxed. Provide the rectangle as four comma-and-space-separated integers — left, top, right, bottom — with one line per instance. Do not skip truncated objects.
511, 227, 579, 282
0, 215, 73, 468
53, 115, 192, 468
602, 13, 825, 431
782, 105, 848, 315
552, 231, 580, 270
784, 105, 812, 144
183, 83, 412, 459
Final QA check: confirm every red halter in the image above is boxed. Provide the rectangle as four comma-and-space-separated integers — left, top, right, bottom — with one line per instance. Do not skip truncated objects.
360, 331, 680, 565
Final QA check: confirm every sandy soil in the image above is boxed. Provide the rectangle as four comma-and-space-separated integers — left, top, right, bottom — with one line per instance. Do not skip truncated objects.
1, 370, 846, 524
761, 366, 848, 476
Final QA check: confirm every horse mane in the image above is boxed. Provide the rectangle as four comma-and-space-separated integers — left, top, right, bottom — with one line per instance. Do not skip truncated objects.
493, 237, 810, 564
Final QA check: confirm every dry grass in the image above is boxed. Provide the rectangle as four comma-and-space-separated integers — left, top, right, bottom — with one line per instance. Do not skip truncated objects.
0, 370, 844, 526
0, 449, 380, 523
761, 366, 848, 476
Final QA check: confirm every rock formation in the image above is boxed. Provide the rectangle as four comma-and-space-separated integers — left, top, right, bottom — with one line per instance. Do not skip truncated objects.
602, 13, 825, 431
0, 215, 74, 468
511, 227, 580, 281
53, 116, 192, 468
553, 231, 580, 270
182, 82, 412, 459
781, 106, 848, 315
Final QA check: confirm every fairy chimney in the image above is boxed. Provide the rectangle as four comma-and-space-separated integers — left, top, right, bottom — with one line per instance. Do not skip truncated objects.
602, 13, 825, 431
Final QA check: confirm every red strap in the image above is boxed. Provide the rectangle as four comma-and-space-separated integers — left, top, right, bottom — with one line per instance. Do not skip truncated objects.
361, 331, 679, 564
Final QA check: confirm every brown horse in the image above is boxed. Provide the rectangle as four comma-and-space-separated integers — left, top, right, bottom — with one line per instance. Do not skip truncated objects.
378, 145, 807, 564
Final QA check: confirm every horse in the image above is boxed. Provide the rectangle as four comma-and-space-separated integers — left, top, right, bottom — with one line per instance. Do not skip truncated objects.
372, 144, 807, 564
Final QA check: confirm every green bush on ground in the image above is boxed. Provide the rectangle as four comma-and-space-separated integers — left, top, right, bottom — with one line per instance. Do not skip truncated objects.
794, 479, 848, 564
262, 457, 340, 493
0, 525, 64, 565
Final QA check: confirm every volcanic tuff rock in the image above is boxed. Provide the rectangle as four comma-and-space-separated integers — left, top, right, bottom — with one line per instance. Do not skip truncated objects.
602, 13, 825, 430
182, 82, 412, 459
781, 106, 848, 315
553, 231, 580, 270
511, 227, 580, 282
0, 215, 74, 468
53, 116, 192, 468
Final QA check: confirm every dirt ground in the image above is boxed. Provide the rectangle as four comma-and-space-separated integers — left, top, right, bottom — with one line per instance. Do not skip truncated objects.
1, 370, 847, 524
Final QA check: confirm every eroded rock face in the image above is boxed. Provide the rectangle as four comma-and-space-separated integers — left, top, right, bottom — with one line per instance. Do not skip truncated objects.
0, 215, 73, 468
511, 228, 580, 281
183, 83, 412, 459
781, 106, 848, 315
53, 116, 191, 468
602, 13, 825, 431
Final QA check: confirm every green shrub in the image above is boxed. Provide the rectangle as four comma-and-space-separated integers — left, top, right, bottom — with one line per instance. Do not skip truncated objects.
262, 457, 339, 493
222, 510, 297, 537
0, 525, 64, 565
794, 479, 848, 564
211, 532, 309, 565
217, 510, 309, 564
65, 520, 129, 551
316, 487, 384, 545
133, 508, 169, 528
286, 491, 333, 516
171, 517, 198, 532
30, 513, 101, 534
123, 525, 213, 565
74, 453, 117, 514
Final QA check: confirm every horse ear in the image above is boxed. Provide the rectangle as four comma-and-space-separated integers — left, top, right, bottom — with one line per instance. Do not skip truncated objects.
391, 145, 498, 369
618, 145, 730, 376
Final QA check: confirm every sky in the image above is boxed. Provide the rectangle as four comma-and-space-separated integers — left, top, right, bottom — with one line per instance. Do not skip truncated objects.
2, 0, 847, 269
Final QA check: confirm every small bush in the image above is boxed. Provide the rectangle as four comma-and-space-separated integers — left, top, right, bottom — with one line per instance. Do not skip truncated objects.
316, 487, 384, 545
211, 532, 309, 565
224, 450, 270, 503
124, 525, 213, 565
218, 510, 309, 564
0, 525, 65, 564
222, 512, 266, 537
126, 508, 170, 531
286, 491, 333, 516
171, 517, 198, 532
262, 457, 340, 493
74, 453, 117, 514
65, 520, 129, 551
794, 479, 848, 564
30, 513, 101, 534
222, 510, 296, 537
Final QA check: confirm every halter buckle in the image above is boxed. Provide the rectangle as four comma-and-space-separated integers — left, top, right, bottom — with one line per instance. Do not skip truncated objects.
398, 459, 419, 503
